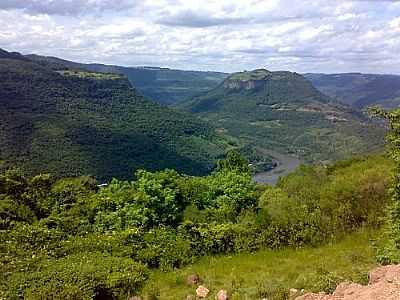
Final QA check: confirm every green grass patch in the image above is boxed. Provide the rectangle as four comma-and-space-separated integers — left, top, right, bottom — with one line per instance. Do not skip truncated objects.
57, 70, 122, 80
144, 230, 379, 299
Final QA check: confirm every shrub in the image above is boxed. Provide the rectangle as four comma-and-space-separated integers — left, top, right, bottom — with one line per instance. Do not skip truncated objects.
130, 227, 193, 271
259, 156, 391, 248
92, 169, 187, 230
5, 252, 148, 300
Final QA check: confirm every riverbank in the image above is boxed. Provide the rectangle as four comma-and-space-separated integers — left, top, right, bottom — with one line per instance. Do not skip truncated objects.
252, 149, 301, 185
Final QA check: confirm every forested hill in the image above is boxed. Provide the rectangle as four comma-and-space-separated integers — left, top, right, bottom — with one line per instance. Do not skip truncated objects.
0, 49, 227, 180
305, 73, 400, 109
179, 69, 385, 162
26, 54, 228, 106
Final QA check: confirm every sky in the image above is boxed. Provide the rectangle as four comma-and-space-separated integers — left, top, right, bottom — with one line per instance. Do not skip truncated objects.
0, 0, 399, 74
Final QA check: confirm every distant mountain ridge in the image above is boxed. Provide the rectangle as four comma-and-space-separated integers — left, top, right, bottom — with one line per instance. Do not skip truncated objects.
26, 54, 228, 106
24, 52, 400, 110
179, 69, 385, 162
305, 73, 400, 109
0, 49, 227, 180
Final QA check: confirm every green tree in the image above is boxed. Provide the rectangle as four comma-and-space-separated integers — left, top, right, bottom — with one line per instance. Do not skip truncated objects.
92, 169, 187, 230
217, 150, 251, 174
371, 108, 400, 257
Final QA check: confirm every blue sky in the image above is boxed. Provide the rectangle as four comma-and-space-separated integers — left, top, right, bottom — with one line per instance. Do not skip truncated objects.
0, 0, 399, 74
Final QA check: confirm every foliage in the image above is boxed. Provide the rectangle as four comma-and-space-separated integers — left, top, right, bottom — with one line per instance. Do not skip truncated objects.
0, 153, 393, 298
92, 169, 187, 230
28, 53, 229, 106
216, 150, 251, 174
130, 228, 193, 271
144, 230, 378, 299
179, 69, 385, 163
0, 50, 228, 181
259, 156, 391, 246
5, 252, 148, 300
370, 108, 400, 263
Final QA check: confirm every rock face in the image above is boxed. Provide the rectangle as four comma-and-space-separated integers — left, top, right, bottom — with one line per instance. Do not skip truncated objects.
196, 285, 210, 298
223, 79, 265, 90
295, 264, 400, 300
222, 69, 271, 91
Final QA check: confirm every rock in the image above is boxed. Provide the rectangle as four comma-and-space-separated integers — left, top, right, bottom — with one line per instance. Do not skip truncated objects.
186, 273, 201, 285
185, 295, 195, 300
295, 264, 400, 300
289, 288, 298, 297
369, 264, 400, 284
216, 289, 228, 300
295, 292, 329, 300
196, 285, 210, 298
333, 282, 363, 297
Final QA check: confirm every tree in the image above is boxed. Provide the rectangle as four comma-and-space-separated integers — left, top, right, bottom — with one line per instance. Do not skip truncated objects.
216, 150, 250, 174
370, 108, 400, 254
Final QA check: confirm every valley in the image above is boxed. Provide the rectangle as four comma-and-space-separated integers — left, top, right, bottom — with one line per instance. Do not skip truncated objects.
0, 49, 228, 180
0, 50, 399, 300
179, 69, 385, 164
2, 2, 400, 299
0, 49, 389, 185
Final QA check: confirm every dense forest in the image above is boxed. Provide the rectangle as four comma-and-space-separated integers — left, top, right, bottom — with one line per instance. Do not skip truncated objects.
179, 69, 385, 162
0, 49, 230, 180
27, 54, 228, 106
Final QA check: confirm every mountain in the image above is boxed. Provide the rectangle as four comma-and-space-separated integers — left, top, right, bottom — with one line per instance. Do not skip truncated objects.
305, 73, 400, 109
179, 69, 385, 162
27, 54, 228, 106
0, 49, 227, 180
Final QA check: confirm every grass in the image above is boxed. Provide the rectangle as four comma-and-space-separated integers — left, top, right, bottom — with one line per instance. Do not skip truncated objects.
143, 230, 380, 299
57, 70, 122, 80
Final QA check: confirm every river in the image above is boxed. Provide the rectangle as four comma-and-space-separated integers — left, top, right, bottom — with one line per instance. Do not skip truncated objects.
252, 149, 302, 185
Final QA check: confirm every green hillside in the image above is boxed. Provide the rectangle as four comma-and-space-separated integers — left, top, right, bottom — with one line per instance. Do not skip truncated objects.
305, 73, 400, 109
179, 69, 385, 162
27, 54, 228, 106
0, 49, 227, 180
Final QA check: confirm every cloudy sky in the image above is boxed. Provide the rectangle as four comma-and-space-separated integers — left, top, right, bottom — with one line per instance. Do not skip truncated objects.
1, 0, 399, 73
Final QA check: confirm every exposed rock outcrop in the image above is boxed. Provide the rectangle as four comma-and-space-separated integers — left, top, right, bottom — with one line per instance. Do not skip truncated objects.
295, 264, 400, 300
196, 285, 210, 298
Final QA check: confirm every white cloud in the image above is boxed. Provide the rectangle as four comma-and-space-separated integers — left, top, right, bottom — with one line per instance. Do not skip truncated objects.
0, 0, 136, 16
390, 17, 400, 30
0, 0, 399, 74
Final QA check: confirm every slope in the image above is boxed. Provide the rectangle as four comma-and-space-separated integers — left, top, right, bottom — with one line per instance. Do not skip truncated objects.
179, 69, 385, 162
26, 54, 228, 106
305, 73, 400, 109
0, 49, 227, 180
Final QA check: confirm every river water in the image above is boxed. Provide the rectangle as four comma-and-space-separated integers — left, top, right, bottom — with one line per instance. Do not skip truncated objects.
252, 149, 301, 185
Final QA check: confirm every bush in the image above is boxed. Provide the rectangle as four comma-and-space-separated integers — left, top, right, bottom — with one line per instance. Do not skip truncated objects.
5, 252, 148, 300
259, 156, 391, 248
129, 227, 193, 271
92, 169, 187, 230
